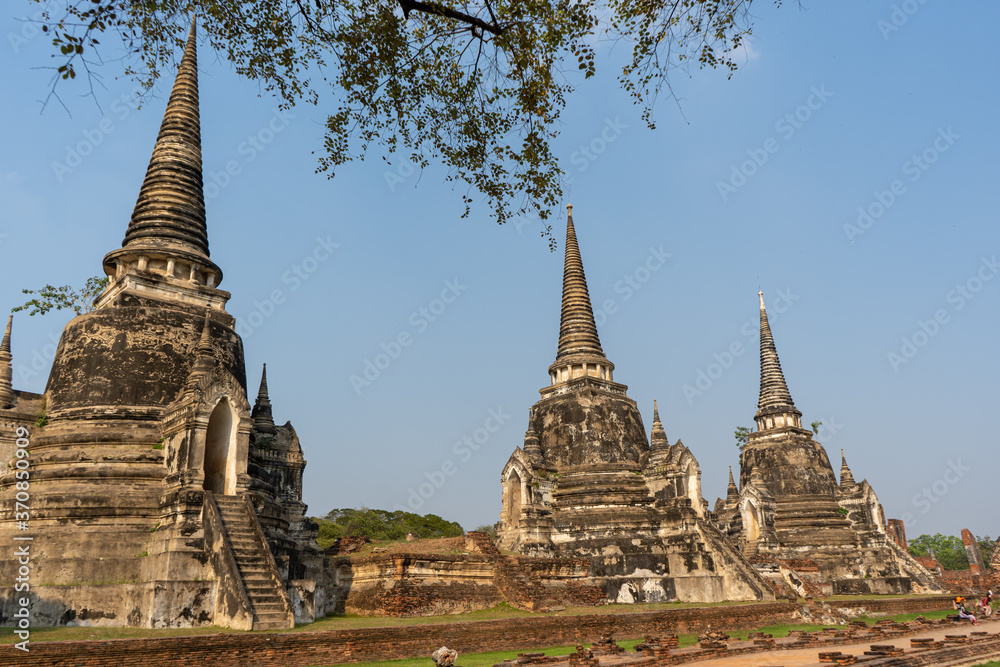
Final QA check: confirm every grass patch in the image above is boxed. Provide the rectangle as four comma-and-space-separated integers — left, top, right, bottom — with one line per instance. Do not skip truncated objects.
857, 609, 950, 624
0, 625, 241, 644
316, 640, 666, 667
725, 622, 829, 640
289, 599, 764, 633
333, 644, 584, 667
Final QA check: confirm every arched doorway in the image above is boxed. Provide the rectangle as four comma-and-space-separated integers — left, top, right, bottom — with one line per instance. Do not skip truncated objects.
204, 398, 234, 494
503, 471, 522, 529
685, 462, 700, 509
743, 500, 760, 543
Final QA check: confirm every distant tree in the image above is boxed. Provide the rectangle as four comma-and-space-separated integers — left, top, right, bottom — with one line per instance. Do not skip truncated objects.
472, 524, 497, 539
908, 534, 970, 571
734, 426, 752, 449
311, 507, 463, 548
977, 535, 994, 564
12, 276, 108, 316
810, 420, 822, 435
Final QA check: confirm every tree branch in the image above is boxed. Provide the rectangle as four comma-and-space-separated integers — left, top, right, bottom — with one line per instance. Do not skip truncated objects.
397, 0, 504, 36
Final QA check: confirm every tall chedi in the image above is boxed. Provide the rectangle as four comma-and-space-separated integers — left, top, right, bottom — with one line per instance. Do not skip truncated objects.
736, 290, 856, 551
0, 20, 318, 629
497, 209, 773, 605
714, 290, 944, 596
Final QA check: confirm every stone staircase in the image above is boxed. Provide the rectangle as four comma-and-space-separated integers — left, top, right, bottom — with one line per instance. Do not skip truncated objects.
213, 495, 295, 630
467, 531, 601, 611
466, 532, 543, 610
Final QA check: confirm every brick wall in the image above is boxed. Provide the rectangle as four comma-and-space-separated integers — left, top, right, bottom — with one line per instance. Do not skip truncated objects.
938, 569, 997, 594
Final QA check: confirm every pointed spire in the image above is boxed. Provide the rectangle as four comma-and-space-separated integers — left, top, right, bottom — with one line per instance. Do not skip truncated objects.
125, 19, 208, 256
839, 449, 856, 487
257, 363, 270, 401
755, 290, 801, 430
0, 315, 15, 409
523, 408, 542, 462
252, 363, 276, 433
183, 311, 216, 387
650, 399, 669, 452
555, 206, 607, 362
1, 314, 11, 353
102, 17, 223, 291
548, 206, 614, 385
197, 311, 213, 356
726, 466, 739, 505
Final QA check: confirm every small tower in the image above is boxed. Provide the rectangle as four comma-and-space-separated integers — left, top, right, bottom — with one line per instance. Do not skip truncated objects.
0, 315, 14, 409
522, 409, 542, 463
725, 466, 740, 507
252, 363, 277, 436
839, 450, 856, 488
650, 400, 670, 458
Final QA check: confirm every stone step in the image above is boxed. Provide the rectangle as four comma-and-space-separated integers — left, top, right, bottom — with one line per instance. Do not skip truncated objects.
230, 540, 258, 548
234, 556, 266, 566
251, 594, 284, 604
230, 535, 259, 544
232, 545, 264, 555
246, 582, 279, 592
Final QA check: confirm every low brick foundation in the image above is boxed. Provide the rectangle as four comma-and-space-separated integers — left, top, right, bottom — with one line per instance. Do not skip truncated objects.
0, 596, 956, 667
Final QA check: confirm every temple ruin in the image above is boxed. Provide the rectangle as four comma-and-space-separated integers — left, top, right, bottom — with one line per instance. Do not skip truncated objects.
712, 292, 944, 596
0, 22, 321, 629
496, 209, 773, 604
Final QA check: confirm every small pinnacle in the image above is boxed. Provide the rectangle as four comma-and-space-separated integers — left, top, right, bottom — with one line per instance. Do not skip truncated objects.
197, 312, 212, 355
1, 314, 11, 353
257, 363, 270, 400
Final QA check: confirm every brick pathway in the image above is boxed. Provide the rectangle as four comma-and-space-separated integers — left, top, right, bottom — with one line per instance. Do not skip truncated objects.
690, 616, 1000, 667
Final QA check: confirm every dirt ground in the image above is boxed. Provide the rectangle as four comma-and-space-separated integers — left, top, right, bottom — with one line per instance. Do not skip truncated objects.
690, 615, 1000, 667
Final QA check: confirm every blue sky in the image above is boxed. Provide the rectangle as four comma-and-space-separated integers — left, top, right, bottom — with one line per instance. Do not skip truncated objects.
1, 1, 997, 541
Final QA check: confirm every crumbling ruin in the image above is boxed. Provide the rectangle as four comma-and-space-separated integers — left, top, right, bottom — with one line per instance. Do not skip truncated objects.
0, 22, 321, 629
712, 292, 944, 596
496, 210, 773, 604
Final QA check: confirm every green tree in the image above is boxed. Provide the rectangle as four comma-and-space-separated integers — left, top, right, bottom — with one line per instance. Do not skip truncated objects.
311, 507, 464, 548
908, 533, 970, 571
977, 535, 994, 564
12, 276, 109, 317
26, 0, 777, 237
472, 524, 497, 539
734, 426, 751, 449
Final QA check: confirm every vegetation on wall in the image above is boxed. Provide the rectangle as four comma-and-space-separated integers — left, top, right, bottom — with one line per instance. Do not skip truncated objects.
907, 533, 994, 571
